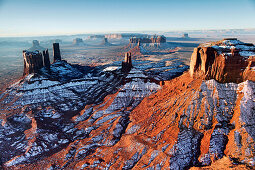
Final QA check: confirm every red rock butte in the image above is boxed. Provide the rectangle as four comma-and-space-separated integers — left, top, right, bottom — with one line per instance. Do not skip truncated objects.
23, 43, 62, 75
190, 38, 255, 83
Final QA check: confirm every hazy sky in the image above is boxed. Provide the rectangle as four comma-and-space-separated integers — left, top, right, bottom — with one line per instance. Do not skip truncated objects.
0, 0, 255, 37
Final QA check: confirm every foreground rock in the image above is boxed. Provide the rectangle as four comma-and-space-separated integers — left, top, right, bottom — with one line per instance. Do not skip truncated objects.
0, 57, 162, 168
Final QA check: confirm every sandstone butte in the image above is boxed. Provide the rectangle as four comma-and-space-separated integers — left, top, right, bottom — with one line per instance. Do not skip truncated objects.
190, 38, 255, 83
1, 39, 255, 169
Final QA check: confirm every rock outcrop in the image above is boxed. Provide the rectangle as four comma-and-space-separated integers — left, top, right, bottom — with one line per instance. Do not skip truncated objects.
53, 43, 61, 62
190, 38, 255, 83
121, 52, 132, 73
87, 35, 105, 39
182, 33, 189, 38
28, 40, 45, 51
100, 38, 112, 46
23, 50, 44, 75
73, 38, 84, 46
130, 35, 166, 44
23, 43, 63, 75
43, 49, 50, 68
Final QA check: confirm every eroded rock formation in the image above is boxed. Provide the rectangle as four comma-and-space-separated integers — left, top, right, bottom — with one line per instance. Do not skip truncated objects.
23, 50, 44, 75
190, 38, 255, 83
43, 49, 50, 68
53, 43, 61, 62
130, 35, 166, 44
73, 38, 84, 46
100, 38, 112, 46
182, 33, 189, 38
28, 40, 45, 51
122, 52, 132, 73
23, 43, 63, 75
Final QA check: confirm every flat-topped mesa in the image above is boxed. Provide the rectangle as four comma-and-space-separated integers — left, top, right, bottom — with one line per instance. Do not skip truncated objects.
121, 52, 132, 73
53, 43, 61, 62
130, 35, 166, 44
23, 50, 44, 75
190, 38, 255, 83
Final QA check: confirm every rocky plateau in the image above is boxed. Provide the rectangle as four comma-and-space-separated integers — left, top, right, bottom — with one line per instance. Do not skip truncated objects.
0, 39, 254, 169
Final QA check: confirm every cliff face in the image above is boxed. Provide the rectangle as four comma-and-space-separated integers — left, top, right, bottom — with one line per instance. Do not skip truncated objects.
190, 38, 255, 83
23, 51, 44, 75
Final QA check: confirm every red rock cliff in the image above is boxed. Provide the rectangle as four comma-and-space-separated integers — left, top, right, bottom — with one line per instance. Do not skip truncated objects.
190, 38, 255, 83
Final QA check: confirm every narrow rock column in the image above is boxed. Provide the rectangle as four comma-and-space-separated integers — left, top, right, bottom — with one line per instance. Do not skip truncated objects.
137, 41, 141, 47
122, 52, 132, 73
43, 49, 51, 68
124, 52, 129, 63
128, 52, 132, 66
53, 43, 61, 62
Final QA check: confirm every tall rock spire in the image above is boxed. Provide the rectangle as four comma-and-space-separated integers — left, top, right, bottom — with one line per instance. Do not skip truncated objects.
43, 49, 50, 68
53, 43, 61, 62
122, 52, 132, 73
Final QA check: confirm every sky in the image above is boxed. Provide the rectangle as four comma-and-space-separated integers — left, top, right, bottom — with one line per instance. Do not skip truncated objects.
0, 0, 255, 37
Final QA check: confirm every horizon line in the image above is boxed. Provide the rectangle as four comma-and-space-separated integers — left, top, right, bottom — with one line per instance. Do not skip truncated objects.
1, 27, 255, 38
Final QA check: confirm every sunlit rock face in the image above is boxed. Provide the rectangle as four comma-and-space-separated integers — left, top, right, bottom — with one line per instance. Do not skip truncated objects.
190, 38, 255, 83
